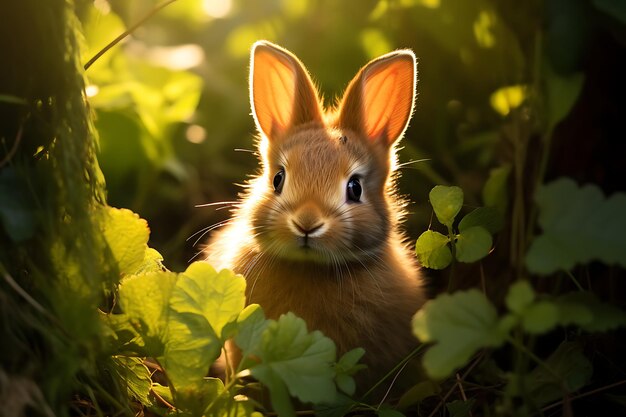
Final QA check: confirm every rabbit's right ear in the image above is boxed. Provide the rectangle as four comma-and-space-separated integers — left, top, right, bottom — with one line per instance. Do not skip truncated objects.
250, 41, 323, 141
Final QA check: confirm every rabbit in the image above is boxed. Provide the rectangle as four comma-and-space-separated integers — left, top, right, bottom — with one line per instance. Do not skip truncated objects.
205, 40, 425, 388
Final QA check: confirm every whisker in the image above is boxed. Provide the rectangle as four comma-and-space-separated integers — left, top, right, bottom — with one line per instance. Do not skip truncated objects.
396, 158, 430, 169
195, 201, 239, 208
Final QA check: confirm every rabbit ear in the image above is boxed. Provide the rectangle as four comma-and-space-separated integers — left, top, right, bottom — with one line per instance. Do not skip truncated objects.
339, 50, 416, 147
250, 41, 323, 140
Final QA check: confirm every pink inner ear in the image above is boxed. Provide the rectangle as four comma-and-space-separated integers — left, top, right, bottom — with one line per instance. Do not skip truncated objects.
253, 49, 297, 137
361, 59, 414, 144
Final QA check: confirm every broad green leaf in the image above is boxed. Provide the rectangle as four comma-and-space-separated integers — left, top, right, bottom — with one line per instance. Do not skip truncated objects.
397, 381, 441, 410
556, 292, 626, 332
455, 226, 492, 263
234, 304, 268, 360
100, 207, 150, 276
315, 394, 355, 417
173, 262, 246, 339
251, 313, 337, 407
109, 356, 152, 405
134, 248, 165, 274
412, 290, 505, 379
459, 207, 503, 234
334, 348, 366, 395
162, 312, 221, 392
521, 341, 592, 407
100, 311, 145, 354
521, 301, 559, 334
415, 231, 452, 269
544, 64, 584, 130
505, 280, 535, 314
118, 271, 177, 355
482, 165, 511, 213
175, 377, 224, 417
526, 178, 626, 274
429, 186, 464, 226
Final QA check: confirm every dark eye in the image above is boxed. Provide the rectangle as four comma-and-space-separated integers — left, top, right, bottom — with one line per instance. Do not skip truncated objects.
273, 169, 285, 194
347, 176, 362, 202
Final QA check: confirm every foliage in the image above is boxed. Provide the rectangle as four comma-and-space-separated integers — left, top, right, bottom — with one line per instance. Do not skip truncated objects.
415, 186, 496, 269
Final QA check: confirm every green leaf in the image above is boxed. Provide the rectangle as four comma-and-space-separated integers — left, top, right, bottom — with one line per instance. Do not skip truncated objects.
505, 280, 535, 314
162, 312, 221, 391
555, 292, 626, 332
397, 381, 441, 410
459, 206, 503, 234
412, 290, 505, 379
482, 165, 511, 213
135, 248, 165, 274
521, 301, 559, 334
429, 186, 464, 226
526, 178, 626, 274
234, 304, 268, 359
523, 341, 592, 406
100, 207, 150, 276
455, 226, 492, 263
415, 231, 452, 269
544, 64, 584, 130
174, 262, 247, 340
250, 313, 337, 407
118, 271, 178, 355
334, 348, 366, 395
109, 356, 152, 405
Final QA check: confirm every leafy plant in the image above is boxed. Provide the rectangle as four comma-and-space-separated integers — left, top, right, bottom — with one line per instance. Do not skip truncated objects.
415, 185, 499, 269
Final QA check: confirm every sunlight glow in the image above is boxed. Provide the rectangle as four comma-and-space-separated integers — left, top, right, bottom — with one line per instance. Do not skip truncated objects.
85, 85, 99, 98
202, 0, 232, 18
93, 0, 111, 14
140, 44, 205, 70
186, 124, 207, 144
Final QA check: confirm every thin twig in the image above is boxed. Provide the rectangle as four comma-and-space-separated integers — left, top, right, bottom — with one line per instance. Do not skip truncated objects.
377, 357, 412, 409
541, 379, 626, 413
0, 124, 23, 168
456, 372, 473, 417
84, 0, 179, 70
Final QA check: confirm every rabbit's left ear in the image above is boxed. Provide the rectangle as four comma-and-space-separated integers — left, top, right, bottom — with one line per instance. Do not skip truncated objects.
338, 50, 416, 147
250, 41, 323, 141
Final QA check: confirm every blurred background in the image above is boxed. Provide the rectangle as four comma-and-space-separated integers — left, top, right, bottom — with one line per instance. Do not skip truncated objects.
77, 0, 626, 273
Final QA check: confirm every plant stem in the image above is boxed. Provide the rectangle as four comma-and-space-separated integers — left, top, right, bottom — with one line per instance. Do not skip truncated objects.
447, 224, 457, 292
565, 270, 584, 291
83, 0, 179, 70
360, 344, 424, 401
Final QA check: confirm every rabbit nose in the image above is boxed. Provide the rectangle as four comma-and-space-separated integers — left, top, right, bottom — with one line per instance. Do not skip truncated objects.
290, 204, 326, 237
292, 220, 324, 236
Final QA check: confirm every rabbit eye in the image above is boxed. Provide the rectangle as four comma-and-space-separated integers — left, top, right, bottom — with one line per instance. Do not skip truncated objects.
273, 169, 285, 194
347, 176, 362, 202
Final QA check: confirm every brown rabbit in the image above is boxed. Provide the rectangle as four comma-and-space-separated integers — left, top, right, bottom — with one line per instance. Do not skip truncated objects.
206, 40, 425, 386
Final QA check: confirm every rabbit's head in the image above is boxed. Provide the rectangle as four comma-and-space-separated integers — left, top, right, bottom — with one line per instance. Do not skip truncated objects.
243, 41, 416, 265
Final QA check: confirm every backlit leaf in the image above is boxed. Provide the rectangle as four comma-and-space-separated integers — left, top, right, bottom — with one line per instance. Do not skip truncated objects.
100, 207, 150, 276
526, 178, 626, 274
250, 313, 337, 408
459, 206, 503, 234
412, 290, 505, 379
429, 186, 464, 227
455, 226, 492, 263
415, 230, 452, 269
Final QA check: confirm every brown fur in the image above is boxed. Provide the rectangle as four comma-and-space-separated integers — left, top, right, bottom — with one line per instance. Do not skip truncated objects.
205, 41, 425, 387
